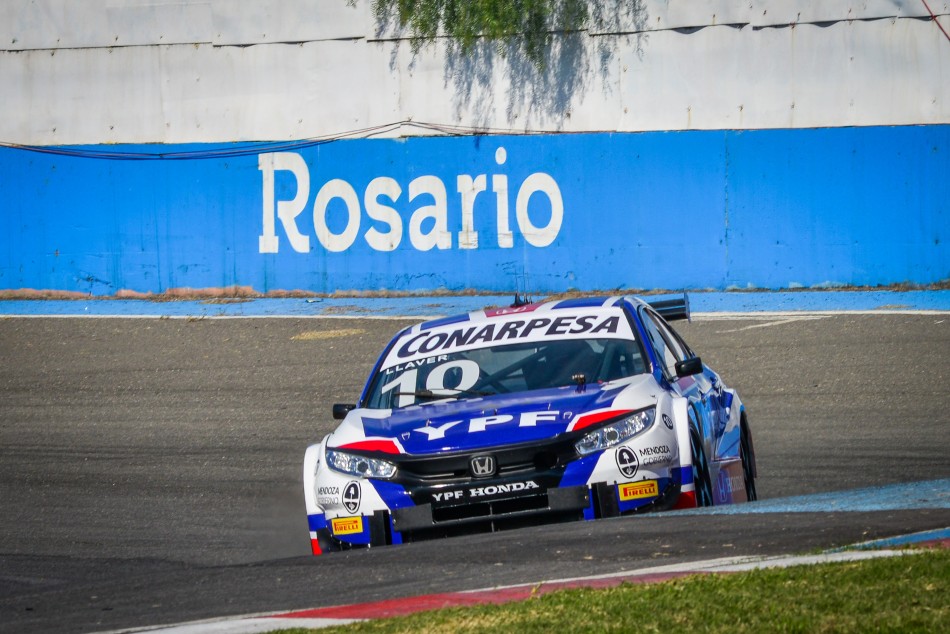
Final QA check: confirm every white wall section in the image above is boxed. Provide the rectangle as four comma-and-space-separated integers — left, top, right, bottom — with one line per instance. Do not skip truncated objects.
2, 0, 948, 145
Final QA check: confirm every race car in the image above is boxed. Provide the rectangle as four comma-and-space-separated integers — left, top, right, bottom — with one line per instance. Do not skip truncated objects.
303, 294, 756, 554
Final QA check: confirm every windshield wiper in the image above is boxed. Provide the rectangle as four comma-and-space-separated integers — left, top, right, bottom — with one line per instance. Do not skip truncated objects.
395, 388, 494, 401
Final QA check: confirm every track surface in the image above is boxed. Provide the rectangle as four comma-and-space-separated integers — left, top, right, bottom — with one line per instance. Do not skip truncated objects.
1, 314, 948, 633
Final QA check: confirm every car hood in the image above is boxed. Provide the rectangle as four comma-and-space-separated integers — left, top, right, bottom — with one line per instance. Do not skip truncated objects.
330, 375, 657, 455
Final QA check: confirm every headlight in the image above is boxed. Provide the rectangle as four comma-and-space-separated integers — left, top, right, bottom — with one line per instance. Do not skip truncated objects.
574, 408, 656, 456
325, 448, 397, 479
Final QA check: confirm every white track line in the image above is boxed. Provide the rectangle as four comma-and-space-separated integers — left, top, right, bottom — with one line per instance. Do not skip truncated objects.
101, 616, 360, 634
468, 548, 909, 591
693, 310, 950, 318
713, 315, 830, 332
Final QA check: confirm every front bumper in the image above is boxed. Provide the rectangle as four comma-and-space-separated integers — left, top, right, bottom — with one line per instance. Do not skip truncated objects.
310, 472, 685, 553
393, 483, 590, 538
306, 422, 690, 553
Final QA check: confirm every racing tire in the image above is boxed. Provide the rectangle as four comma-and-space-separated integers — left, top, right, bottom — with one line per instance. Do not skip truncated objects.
690, 428, 714, 507
740, 415, 758, 502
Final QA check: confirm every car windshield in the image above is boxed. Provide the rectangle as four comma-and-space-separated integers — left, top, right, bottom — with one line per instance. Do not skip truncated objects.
365, 337, 646, 409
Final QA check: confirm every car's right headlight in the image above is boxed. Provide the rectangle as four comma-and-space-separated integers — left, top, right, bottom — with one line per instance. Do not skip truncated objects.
574, 408, 656, 456
325, 448, 397, 479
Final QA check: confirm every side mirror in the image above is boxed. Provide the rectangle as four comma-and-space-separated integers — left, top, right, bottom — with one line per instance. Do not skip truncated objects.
332, 403, 356, 420
675, 356, 703, 378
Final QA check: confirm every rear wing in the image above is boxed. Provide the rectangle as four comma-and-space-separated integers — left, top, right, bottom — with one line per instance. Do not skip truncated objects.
646, 293, 690, 322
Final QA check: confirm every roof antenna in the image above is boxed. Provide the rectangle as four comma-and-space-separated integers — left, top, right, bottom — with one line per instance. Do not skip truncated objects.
512, 292, 530, 308
511, 274, 532, 308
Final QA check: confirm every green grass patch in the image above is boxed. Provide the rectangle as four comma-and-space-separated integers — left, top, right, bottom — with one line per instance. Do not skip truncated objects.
275, 549, 949, 634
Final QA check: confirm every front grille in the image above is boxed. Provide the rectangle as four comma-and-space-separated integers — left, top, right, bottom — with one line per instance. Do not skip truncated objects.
371, 433, 595, 542
395, 453, 553, 482
390, 435, 573, 487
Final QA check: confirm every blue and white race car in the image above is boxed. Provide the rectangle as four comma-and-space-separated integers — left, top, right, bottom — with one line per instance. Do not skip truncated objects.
303, 295, 756, 554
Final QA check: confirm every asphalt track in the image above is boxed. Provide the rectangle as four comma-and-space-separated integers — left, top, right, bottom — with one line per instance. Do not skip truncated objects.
1, 308, 948, 633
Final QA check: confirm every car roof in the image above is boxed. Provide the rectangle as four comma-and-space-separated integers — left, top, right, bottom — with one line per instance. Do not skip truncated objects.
360, 295, 655, 404
409, 295, 639, 335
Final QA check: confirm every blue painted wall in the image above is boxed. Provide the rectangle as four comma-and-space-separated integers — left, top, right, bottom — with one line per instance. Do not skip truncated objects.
1, 126, 947, 294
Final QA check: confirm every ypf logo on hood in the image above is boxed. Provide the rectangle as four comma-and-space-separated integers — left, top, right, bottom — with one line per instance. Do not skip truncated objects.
342, 481, 361, 514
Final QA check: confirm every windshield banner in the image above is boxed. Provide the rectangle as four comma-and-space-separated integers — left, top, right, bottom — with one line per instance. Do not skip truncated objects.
382, 308, 635, 369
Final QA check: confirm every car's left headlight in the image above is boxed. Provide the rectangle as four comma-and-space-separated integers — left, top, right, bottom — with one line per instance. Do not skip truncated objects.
574, 408, 656, 456
325, 448, 397, 479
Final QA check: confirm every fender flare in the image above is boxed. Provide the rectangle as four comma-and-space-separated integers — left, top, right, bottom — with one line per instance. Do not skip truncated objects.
671, 395, 693, 490
303, 437, 328, 516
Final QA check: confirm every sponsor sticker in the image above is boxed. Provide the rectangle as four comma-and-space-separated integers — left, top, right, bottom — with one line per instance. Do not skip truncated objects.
331, 516, 364, 535
662, 414, 674, 430
640, 455, 672, 467
639, 445, 671, 457
615, 446, 639, 479
383, 309, 636, 368
432, 489, 465, 503
413, 410, 561, 441
317, 485, 341, 507
618, 480, 659, 501
469, 480, 540, 498
432, 480, 542, 503
717, 470, 745, 502
342, 482, 361, 514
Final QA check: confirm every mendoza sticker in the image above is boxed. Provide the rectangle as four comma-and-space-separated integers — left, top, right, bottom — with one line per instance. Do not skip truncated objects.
331, 516, 364, 535
618, 480, 659, 501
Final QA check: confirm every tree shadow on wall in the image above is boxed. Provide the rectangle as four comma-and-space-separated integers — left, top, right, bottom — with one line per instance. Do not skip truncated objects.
376, 1, 649, 129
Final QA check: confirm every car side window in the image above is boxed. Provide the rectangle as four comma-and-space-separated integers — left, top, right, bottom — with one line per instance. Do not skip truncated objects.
649, 309, 690, 361
658, 313, 696, 360
640, 310, 683, 376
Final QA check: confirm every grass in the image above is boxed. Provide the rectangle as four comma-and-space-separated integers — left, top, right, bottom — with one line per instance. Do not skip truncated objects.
274, 549, 949, 633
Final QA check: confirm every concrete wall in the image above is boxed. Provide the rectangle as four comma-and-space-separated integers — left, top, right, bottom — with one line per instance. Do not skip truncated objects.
2, 1, 948, 143
1, 1, 948, 294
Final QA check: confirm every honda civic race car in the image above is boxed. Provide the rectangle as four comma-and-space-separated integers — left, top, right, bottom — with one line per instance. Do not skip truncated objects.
303, 295, 756, 554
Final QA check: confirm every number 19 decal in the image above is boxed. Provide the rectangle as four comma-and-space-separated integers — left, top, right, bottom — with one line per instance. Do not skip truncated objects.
380, 360, 480, 407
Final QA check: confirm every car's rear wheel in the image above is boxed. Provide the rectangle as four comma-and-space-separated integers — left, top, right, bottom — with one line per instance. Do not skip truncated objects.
740, 414, 757, 502
690, 428, 714, 507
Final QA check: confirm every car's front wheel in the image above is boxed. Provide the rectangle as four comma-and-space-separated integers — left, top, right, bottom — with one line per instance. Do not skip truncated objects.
740, 413, 757, 502
690, 428, 714, 507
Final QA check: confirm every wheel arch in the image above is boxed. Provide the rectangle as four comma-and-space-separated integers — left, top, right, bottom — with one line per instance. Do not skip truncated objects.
670, 394, 693, 472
